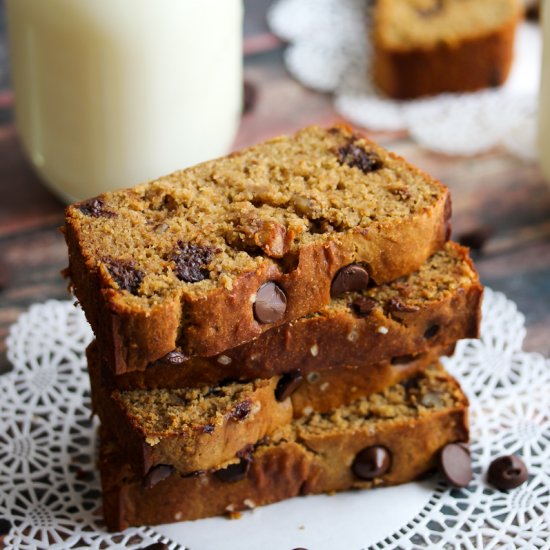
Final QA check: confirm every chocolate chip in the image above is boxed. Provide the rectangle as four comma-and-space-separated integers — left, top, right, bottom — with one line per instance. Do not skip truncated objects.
158, 350, 188, 366
439, 443, 472, 488
243, 80, 258, 114
352, 446, 391, 480
214, 458, 250, 483
0, 518, 12, 536
424, 323, 440, 339
331, 264, 370, 298
103, 258, 144, 295
349, 296, 377, 317
170, 241, 215, 283
231, 400, 252, 421
143, 464, 174, 489
388, 297, 420, 313
275, 370, 303, 401
487, 455, 528, 490
78, 198, 116, 218
337, 141, 383, 173
457, 226, 492, 252
138, 544, 169, 550
253, 282, 287, 323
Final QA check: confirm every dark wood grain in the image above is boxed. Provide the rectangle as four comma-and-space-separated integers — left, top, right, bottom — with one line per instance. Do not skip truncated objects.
0, 0, 549, 380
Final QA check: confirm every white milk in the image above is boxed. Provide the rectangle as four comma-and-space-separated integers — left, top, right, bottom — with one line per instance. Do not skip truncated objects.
6, 0, 243, 202
539, 0, 550, 183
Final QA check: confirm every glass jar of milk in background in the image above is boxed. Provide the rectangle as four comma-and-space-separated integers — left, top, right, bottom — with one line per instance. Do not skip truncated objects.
539, 0, 550, 183
6, 0, 243, 203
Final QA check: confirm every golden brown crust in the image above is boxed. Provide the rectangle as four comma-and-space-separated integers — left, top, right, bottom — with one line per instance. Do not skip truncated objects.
372, 6, 520, 99
99, 370, 469, 530
65, 125, 451, 372
95, 241, 479, 381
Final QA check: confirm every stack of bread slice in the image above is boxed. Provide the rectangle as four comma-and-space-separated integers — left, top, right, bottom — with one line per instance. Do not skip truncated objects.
64, 125, 482, 530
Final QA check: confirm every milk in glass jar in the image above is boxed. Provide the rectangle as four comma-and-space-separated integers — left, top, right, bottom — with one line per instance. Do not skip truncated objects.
6, 0, 243, 202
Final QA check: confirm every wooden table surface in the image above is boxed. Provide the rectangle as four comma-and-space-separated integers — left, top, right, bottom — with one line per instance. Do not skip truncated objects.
0, 0, 549, 379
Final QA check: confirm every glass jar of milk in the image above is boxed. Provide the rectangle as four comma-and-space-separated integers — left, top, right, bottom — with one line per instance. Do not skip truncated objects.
6, 0, 243, 202
539, 0, 550, 182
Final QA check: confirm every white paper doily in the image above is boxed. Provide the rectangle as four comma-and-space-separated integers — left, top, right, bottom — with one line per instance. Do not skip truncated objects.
0, 288, 549, 549
267, 0, 541, 159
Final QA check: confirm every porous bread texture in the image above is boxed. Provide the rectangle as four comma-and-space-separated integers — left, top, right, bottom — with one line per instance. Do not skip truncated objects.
103, 241, 482, 384
100, 363, 469, 529
372, 0, 522, 98
65, 124, 451, 370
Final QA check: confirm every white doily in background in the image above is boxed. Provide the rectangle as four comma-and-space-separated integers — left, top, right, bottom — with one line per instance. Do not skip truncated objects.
0, 288, 549, 549
268, 0, 541, 159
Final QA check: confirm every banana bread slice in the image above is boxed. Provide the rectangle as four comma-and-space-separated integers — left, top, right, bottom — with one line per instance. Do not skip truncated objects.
99, 241, 481, 382
372, 0, 522, 99
65, 124, 451, 372
89, 337, 451, 421
99, 363, 468, 530
88, 352, 292, 476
